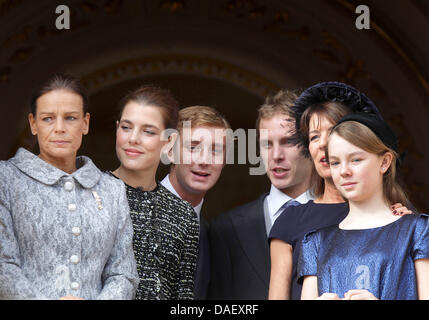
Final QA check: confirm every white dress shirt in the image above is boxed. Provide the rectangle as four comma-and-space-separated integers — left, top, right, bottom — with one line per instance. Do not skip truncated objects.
160, 174, 203, 222
263, 184, 313, 235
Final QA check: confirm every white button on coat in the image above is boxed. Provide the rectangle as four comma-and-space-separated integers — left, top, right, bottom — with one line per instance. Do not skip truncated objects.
72, 227, 81, 236
70, 255, 80, 264
70, 282, 79, 290
68, 203, 76, 211
64, 181, 74, 191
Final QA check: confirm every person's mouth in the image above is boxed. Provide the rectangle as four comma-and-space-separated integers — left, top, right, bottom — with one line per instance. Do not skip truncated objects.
124, 148, 143, 157
51, 140, 70, 146
341, 182, 357, 190
271, 167, 290, 178
191, 170, 210, 180
320, 156, 329, 167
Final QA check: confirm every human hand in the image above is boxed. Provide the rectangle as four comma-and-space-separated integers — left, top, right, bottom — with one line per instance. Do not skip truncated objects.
316, 292, 340, 300
59, 295, 84, 300
391, 203, 413, 216
343, 289, 378, 300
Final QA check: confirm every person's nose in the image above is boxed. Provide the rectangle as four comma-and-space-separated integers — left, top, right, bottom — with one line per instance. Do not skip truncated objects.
319, 132, 328, 150
54, 118, 66, 134
272, 144, 285, 162
195, 146, 212, 166
129, 129, 141, 145
340, 162, 352, 177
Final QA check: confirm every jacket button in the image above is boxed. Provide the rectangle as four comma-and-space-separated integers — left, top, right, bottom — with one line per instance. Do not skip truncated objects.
64, 181, 74, 191
68, 203, 77, 211
70, 255, 80, 264
70, 282, 79, 290
72, 227, 81, 236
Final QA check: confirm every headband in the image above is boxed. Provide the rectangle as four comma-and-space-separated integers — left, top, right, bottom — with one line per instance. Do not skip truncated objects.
332, 112, 403, 167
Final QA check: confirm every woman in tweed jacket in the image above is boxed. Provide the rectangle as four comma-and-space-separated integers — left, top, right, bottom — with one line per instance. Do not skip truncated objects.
110, 85, 199, 299
0, 74, 139, 299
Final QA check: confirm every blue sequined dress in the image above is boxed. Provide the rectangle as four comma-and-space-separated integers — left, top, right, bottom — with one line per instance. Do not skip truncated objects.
298, 214, 429, 300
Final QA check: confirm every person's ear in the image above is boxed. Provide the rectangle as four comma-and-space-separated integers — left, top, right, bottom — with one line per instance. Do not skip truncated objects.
166, 132, 178, 164
28, 113, 37, 136
380, 152, 393, 173
82, 112, 90, 135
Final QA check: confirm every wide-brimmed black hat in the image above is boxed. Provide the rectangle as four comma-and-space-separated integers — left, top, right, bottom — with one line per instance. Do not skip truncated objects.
290, 81, 383, 152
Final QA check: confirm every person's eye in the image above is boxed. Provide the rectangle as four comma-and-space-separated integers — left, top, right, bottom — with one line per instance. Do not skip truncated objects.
120, 125, 131, 131
144, 130, 155, 135
329, 161, 339, 166
352, 158, 362, 163
66, 116, 77, 121
189, 145, 201, 152
309, 135, 319, 142
280, 137, 294, 147
42, 117, 52, 122
260, 141, 270, 149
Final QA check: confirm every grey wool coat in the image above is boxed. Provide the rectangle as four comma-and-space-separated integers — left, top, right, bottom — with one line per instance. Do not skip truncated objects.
0, 148, 139, 299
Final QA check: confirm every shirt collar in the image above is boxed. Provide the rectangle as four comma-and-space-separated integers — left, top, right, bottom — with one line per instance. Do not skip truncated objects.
295, 189, 314, 204
160, 174, 204, 219
266, 184, 313, 218
193, 199, 204, 217
160, 174, 180, 198
10, 147, 101, 189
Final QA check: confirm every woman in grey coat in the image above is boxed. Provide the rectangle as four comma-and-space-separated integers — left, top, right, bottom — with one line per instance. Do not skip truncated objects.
0, 74, 139, 299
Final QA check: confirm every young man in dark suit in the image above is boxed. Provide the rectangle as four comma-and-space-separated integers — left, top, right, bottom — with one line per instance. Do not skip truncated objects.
208, 90, 313, 299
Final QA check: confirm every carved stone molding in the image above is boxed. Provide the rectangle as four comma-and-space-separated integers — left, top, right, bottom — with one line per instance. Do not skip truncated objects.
80, 54, 279, 98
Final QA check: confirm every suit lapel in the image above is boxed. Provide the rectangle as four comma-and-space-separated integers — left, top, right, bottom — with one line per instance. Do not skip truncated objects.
231, 193, 270, 286
194, 216, 210, 299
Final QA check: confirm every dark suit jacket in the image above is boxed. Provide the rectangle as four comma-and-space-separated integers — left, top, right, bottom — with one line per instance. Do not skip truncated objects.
194, 215, 210, 299
208, 193, 270, 300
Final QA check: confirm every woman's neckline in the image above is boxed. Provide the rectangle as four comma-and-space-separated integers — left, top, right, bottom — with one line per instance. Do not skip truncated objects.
108, 171, 159, 192
311, 200, 346, 206
338, 215, 404, 231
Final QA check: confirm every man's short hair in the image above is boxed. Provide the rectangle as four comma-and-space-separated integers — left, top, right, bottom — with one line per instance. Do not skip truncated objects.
177, 106, 231, 131
256, 89, 299, 129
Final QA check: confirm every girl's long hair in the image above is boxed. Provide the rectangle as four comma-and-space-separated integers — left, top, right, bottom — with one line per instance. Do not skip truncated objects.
329, 121, 408, 206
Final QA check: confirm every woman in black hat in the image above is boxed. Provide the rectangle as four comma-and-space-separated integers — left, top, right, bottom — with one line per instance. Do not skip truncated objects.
268, 82, 411, 300
299, 113, 429, 300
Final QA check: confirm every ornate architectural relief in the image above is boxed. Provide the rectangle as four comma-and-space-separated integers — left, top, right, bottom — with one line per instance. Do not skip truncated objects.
81, 55, 279, 98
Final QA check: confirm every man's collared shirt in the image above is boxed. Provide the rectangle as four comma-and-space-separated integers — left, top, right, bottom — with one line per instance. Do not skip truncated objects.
263, 184, 313, 235
160, 174, 203, 222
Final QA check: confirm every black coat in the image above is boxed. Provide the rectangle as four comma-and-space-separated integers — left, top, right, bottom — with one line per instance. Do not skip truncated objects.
208, 193, 270, 300
194, 215, 210, 299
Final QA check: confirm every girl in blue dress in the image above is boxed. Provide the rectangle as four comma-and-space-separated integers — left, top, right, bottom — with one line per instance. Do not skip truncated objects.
299, 113, 429, 300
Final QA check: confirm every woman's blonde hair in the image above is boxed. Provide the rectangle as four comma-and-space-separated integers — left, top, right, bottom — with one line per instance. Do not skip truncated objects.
328, 120, 408, 206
